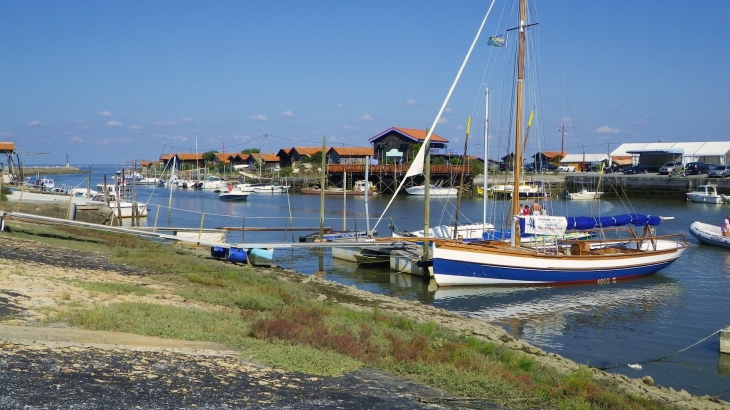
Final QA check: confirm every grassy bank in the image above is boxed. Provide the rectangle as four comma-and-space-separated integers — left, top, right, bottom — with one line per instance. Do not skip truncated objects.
7, 221, 676, 409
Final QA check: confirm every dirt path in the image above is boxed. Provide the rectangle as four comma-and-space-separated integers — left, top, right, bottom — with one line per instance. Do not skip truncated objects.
0, 235, 727, 409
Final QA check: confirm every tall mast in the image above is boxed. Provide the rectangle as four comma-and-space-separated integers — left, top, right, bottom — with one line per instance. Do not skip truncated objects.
512, 0, 527, 244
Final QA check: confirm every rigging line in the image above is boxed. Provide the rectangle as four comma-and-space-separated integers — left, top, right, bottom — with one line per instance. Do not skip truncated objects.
593, 329, 720, 371
370, 0, 498, 234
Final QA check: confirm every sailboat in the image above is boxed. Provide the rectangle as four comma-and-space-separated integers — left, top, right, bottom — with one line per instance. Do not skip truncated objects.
430, 0, 688, 286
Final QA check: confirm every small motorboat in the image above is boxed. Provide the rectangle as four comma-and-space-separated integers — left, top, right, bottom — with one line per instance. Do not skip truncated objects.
686, 185, 723, 203
567, 188, 604, 200
689, 221, 730, 249
219, 186, 251, 201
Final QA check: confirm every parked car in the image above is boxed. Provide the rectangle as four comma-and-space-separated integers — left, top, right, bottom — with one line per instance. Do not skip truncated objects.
684, 162, 709, 175
623, 165, 649, 174
498, 162, 511, 172
603, 165, 624, 174
658, 161, 683, 175
524, 162, 558, 173
708, 165, 730, 178
558, 165, 575, 172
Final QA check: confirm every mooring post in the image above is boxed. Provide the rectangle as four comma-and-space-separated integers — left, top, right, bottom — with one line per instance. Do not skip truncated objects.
720, 326, 730, 354
198, 213, 205, 240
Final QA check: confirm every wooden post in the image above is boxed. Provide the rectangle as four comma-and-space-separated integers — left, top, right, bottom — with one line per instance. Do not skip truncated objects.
153, 204, 160, 233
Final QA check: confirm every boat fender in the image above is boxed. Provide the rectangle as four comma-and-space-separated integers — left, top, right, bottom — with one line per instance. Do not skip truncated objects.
210, 246, 228, 259
228, 247, 248, 263
416, 260, 433, 268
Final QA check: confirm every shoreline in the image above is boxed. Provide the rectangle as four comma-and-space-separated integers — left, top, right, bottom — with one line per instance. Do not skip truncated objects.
0, 231, 727, 409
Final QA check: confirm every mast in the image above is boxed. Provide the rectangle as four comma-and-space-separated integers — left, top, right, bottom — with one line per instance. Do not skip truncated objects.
453, 118, 471, 239
511, 0, 527, 246
483, 88, 489, 232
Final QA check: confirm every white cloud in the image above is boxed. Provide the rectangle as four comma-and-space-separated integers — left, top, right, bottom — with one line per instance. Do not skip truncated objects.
106, 121, 122, 127
70, 135, 85, 142
151, 133, 189, 142
361, 114, 374, 121
343, 125, 357, 130
0, 131, 16, 137
560, 117, 573, 128
181, 117, 194, 123
335, 103, 344, 108
444, 107, 454, 114
454, 125, 464, 131
97, 138, 112, 145
596, 125, 620, 134
437, 117, 448, 125
128, 125, 143, 130
99, 111, 113, 117
282, 111, 294, 117
249, 114, 269, 122
153, 120, 178, 126
28, 120, 41, 126
405, 99, 417, 106
118, 137, 132, 143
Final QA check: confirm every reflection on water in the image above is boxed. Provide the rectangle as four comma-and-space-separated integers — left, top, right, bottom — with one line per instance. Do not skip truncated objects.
433, 277, 683, 349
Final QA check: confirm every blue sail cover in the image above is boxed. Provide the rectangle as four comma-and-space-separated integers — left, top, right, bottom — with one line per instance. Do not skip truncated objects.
520, 214, 662, 232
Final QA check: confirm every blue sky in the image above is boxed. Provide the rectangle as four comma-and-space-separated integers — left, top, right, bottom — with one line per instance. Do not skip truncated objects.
2, 0, 728, 166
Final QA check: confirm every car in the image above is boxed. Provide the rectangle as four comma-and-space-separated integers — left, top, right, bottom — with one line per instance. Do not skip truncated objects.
603, 164, 624, 174
708, 165, 730, 178
658, 161, 683, 175
623, 164, 648, 174
558, 165, 575, 172
684, 162, 709, 175
524, 162, 556, 173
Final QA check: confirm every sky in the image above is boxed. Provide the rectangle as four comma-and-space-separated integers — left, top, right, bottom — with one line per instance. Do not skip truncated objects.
1, 0, 728, 166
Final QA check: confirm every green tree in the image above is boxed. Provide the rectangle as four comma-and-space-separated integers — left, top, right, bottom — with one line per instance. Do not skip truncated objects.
202, 150, 219, 164
241, 148, 261, 154
301, 151, 323, 164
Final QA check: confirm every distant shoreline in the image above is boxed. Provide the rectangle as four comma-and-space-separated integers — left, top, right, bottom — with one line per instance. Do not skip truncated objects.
16, 166, 84, 176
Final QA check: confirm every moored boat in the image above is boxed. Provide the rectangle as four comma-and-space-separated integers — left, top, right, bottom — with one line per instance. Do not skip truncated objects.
218, 186, 251, 201
428, 0, 688, 286
405, 184, 458, 197
567, 188, 604, 200
686, 185, 723, 204
689, 221, 730, 249
253, 182, 290, 194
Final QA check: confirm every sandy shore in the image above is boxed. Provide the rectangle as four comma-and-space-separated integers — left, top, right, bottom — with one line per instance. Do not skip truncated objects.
0, 235, 727, 409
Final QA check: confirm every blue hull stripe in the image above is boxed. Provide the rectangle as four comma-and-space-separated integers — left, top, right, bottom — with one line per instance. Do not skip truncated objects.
433, 258, 677, 284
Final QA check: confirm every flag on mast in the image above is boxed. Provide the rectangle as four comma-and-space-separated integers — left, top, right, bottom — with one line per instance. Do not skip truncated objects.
487, 35, 506, 47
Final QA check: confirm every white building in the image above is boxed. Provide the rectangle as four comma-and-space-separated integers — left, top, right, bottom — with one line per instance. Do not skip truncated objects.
610, 142, 730, 167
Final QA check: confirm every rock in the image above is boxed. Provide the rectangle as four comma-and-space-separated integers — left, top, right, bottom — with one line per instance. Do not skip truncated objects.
641, 375, 654, 386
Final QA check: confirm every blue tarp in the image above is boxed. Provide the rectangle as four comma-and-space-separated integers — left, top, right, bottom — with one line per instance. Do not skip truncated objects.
520, 214, 661, 232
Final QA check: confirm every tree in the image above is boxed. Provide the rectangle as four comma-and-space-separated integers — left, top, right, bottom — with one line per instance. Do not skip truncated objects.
301, 151, 323, 164
241, 148, 261, 154
202, 150, 219, 164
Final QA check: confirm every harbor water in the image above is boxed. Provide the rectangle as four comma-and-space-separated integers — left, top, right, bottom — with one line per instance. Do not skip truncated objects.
22, 167, 730, 397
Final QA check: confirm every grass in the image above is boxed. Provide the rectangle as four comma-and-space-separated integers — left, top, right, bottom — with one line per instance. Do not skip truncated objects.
72, 281, 156, 297
10, 221, 674, 409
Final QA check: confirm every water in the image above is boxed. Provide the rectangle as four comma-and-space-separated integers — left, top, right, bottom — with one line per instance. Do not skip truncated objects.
37, 167, 730, 396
